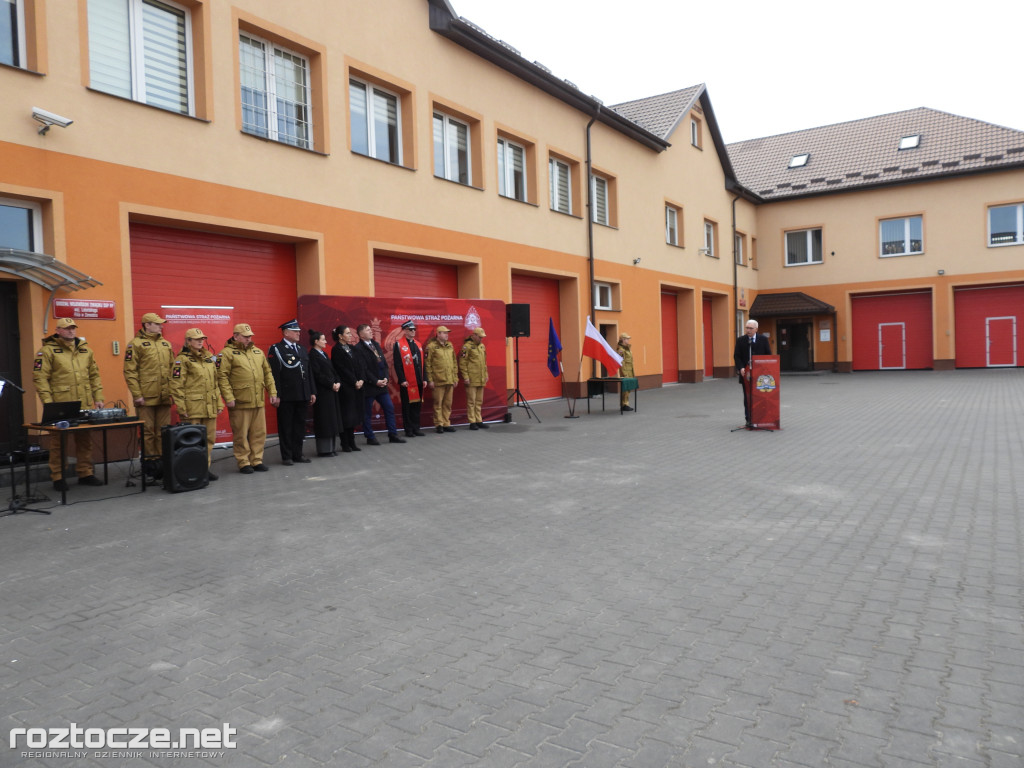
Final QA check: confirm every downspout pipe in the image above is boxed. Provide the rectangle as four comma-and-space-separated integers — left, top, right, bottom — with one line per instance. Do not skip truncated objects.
586, 114, 597, 379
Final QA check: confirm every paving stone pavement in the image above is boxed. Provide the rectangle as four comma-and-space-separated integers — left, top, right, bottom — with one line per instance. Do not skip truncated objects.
1, 369, 1022, 768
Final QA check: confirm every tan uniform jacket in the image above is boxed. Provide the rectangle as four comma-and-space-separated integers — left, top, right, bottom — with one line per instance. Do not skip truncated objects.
425, 339, 459, 385
217, 340, 277, 408
458, 339, 488, 385
170, 347, 224, 419
32, 335, 104, 406
616, 345, 635, 378
123, 330, 174, 405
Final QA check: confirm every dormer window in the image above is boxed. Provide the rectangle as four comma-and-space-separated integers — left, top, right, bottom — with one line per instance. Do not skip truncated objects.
788, 153, 809, 168
899, 135, 921, 150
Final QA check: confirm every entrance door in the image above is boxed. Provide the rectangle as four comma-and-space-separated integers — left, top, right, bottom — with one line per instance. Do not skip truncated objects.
0, 282, 23, 455
660, 292, 678, 384
778, 321, 812, 371
879, 323, 906, 369
987, 317, 1017, 367
702, 298, 714, 378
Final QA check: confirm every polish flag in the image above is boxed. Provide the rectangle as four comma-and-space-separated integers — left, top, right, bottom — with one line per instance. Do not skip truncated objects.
582, 316, 623, 374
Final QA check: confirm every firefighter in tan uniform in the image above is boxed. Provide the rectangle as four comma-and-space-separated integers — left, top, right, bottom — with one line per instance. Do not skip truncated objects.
123, 312, 174, 479
169, 328, 223, 481
32, 318, 105, 491
217, 323, 279, 473
459, 326, 489, 430
424, 325, 458, 433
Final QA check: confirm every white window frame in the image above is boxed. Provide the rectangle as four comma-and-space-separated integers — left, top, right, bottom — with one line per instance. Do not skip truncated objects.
591, 174, 609, 226
88, 0, 195, 115
350, 76, 402, 164
735, 233, 744, 265
665, 205, 679, 246
988, 203, 1024, 246
549, 158, 572, 215
594, 282, 613, 311
879, 215, 923, 257
240, 33, 312, 149
0, 196, 44, 252
690, 118, 700, 148
703, 221, 715, 257
497, 137, 527, 201
785, 228, 823, 266
1, 0, 27, 68
434, 112, 471, 185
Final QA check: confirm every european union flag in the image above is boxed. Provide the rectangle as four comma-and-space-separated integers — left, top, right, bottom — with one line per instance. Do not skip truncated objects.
547, 318, 562, 377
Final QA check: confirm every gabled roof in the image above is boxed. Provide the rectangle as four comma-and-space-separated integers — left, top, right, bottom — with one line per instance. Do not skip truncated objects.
610, 85, 705, 141
750, 292, 835, 318
727, 108, 1024, 201
610, 85, 748, 197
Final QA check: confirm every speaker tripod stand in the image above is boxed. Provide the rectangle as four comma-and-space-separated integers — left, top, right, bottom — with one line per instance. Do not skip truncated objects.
507, 336, 540, 422
1, 376, 50, 517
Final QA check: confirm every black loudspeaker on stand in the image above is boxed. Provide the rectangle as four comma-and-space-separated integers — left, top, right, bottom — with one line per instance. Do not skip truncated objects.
506, 304, 531, 338
162, 424, 208, 492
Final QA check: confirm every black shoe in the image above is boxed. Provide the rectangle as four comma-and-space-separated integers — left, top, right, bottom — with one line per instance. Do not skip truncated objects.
413, 430, 426, 436
296, 456, 312, 463
282, 459, 294, 466
52, 479, 69, 492
350, 444, 361, 452
620, 405, 633, 412
469, 423, 479, 430
207, 471, 218, 481
366, 437, 381, 446
341, 445, 353, 453
443, 426, 456, 433
240, 466, 254, 474
253, 463, 269, 472
477, 422, 490, 429
405, 430, 415, 437
436, 426, 444, 434
388, 434, 407, 444
78, 475, 103, 486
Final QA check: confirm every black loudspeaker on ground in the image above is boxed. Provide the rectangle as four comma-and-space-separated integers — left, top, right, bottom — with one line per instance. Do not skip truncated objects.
506, 303, 530, 337
161, 424, 209, 492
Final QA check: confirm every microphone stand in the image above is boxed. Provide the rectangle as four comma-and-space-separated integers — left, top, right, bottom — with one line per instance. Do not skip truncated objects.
1, 375, 51, 517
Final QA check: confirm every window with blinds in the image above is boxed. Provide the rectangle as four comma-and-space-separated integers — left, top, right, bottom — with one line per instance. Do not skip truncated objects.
666, 205, 680, 246
240, 34, 311, 149
434, 113, 470, 185
350, 78, 401, 164
879, 216, 923, 257
88, 0, 193, 115
785, 228, 823, 265
591, 175, 609, 225
549, 158, 571, 214
498, 138, 527, 201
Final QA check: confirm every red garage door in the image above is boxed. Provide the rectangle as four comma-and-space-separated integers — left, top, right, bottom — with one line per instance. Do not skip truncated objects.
702, 298, 714, 378
851, 291, 932, 370
954, 284, 1023, 368
661, 292, 679, 384
130, 223, 298, 436
374, 255, 458, 298
510, 274, 561, 400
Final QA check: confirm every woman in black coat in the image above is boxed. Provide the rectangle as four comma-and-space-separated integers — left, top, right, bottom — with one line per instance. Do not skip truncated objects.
331, 325, 365, 453
308, 329, 342, 456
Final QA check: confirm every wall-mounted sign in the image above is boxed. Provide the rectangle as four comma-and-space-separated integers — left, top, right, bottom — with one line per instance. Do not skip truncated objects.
53, 298, 116, 320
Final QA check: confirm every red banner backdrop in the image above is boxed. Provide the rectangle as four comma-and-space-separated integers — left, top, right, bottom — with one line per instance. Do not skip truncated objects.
749, 355, 781, 430
297, 295, 508, 429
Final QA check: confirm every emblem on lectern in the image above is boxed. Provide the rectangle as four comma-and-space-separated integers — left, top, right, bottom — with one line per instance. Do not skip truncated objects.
755, 374, 777, 392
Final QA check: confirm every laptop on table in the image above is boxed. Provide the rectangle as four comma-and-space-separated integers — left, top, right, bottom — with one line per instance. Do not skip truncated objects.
34, 401, 82, 426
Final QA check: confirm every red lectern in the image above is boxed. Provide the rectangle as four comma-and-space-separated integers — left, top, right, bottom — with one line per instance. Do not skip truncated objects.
748, 355, 781, 430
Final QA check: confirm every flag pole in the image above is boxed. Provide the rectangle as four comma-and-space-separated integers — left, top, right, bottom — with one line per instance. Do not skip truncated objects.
561, 360, 578, 418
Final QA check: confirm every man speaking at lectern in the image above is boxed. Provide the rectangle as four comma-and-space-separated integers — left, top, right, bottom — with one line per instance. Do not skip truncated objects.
734, 319, 772, 423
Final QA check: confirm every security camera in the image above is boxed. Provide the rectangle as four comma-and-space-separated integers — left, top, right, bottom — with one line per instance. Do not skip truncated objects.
32, 107, 74, 135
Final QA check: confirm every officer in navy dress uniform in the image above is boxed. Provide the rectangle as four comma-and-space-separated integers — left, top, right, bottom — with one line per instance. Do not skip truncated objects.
268, 319, 315, 465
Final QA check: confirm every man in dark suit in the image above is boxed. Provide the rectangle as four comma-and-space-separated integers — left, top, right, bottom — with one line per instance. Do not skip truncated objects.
353, 322, 405, 445
733, 319, 772, 424
269, 319, 315, 465
392, 320, 427, 437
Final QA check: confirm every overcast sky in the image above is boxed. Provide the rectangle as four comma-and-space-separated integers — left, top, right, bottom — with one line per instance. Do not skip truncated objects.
449, 0, 1023, 145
